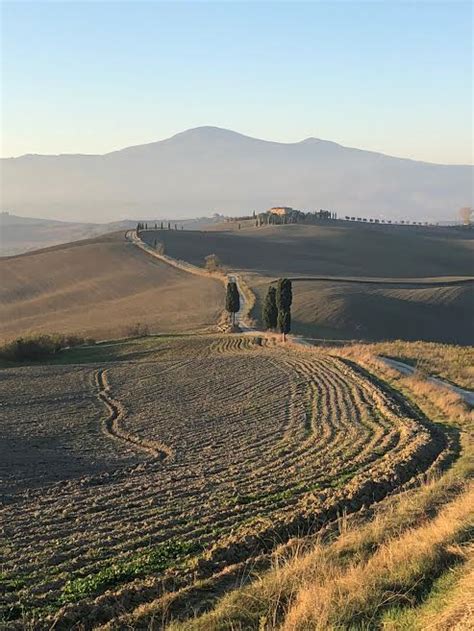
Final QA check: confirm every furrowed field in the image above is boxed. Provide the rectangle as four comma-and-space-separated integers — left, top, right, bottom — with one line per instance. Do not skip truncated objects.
0, 334, 457, 630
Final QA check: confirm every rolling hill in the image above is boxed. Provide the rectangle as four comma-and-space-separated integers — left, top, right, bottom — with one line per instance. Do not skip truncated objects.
142, 222, 474, 344
0, 212, 221, 256
2, 126, 472, 222
0, 232, 223, 341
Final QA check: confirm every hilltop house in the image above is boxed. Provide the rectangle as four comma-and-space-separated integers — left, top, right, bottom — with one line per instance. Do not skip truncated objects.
268, 206, 297, 216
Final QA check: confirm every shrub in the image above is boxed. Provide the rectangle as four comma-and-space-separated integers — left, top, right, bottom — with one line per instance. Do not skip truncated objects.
0, 334, 91, 362
204, 254, 221, 272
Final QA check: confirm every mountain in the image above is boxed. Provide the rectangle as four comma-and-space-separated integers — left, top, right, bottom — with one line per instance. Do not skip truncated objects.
1, 126, 472, 223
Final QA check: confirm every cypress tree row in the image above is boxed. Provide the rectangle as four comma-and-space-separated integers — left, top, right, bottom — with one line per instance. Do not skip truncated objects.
263, 285, 278, 329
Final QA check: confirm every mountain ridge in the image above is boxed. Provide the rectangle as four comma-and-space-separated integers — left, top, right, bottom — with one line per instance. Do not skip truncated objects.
3, 126, 471, 166
2, 126, 472, 222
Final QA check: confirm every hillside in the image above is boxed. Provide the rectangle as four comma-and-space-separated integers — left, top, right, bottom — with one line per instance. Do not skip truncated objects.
0, 213, 221, 256
142, 222, 474, 344
0, 232, 223, 341
2, 127, 472, 222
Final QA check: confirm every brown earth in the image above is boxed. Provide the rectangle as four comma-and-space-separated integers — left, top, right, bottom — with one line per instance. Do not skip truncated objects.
0, 336, 449, 629
0, 232, 224, 341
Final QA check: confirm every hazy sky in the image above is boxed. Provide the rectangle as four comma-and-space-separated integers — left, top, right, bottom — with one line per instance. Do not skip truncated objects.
1, 1, 472, 164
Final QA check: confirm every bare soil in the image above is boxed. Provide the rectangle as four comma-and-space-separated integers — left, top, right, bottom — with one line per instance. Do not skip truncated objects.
0, 336, 449, 629
0, 232, 223, 341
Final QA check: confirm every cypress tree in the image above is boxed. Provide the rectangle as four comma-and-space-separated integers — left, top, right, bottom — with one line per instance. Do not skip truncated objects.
225, 281, 240, 326
276, 278, 292, 312
277, 309, 291, 340
276, 278, 292, 341
262, 285, 278, 329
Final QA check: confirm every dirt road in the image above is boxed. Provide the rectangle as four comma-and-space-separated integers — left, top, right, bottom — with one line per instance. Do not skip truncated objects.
379, 356, 474, 406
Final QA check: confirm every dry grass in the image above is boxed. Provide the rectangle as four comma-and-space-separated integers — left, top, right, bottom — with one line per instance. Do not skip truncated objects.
416, 553, 474, 630
362, 340, 474, 390
281, 485, 473, 630
0, 232, 224, 341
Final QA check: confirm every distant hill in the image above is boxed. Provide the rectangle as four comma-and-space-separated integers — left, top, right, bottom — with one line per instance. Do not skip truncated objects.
2, 127, 472, 223
0, 212, 220, 256
142, 222, 474, 344
0, 232, 223, 341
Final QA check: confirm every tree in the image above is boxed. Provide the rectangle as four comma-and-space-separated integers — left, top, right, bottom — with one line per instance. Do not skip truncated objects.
276, 278, 292, 313
276, 278, 292, 341
204, 254, 220, 272
277, 309, 291, 340
262, 285, 278, 329
225, 281, 240, 326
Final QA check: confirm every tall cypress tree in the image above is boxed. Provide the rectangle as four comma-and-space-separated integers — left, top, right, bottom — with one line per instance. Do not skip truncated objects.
277, 309, 291, 340
263, 285, 278, 330
225, 281, 240, 326
276, 278, 292, 312
276, 278, 292, 341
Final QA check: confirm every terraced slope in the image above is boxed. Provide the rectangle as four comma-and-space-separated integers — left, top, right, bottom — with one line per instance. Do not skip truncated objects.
0, 337, 448, 629
142, 224, 474, 343
0, 232, 223, 341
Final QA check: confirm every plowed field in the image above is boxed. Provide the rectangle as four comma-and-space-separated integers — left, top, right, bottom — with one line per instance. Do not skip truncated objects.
0, 336, 447, 629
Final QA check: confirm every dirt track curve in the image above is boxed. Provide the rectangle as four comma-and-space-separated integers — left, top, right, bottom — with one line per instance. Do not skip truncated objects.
95, 368, 172, 460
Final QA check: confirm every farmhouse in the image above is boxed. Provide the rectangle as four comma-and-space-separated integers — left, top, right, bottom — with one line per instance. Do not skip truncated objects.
269, 206, 295, 216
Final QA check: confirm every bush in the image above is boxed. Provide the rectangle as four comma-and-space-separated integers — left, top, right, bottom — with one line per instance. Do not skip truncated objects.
204, 254, 221, 272
0, 334, 91, 362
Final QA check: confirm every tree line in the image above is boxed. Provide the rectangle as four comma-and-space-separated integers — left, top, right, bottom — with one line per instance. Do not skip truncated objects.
136, 222, 183, 233
225, 277, 293, 340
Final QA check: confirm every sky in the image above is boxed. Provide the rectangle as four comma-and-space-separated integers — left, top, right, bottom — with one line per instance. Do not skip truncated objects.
1, 0, 472, 164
